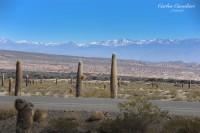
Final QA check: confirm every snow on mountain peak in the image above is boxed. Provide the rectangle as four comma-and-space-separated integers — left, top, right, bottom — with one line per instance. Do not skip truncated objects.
86, 38, 134, 47
122, 38, 132, 43
0, 38, 12, 44
77, 43, 85, 46
1, 38, 200, 47
90, 42, 98, 45
16, 40, 29, 44
16, 40, 59, 46
56, 38, 200, 47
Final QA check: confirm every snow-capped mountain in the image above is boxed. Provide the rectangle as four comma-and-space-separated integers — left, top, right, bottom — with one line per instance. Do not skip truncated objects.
85, 38, 200, 46
0, 38, 200, 63
0, 38, 13, 44
86, 38, 134, 46
1, 38, 199, 47
16, 40, 57, 46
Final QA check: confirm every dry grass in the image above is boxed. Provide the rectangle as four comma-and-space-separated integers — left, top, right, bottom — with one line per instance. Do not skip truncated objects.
64, 112, 80, 121
0, 107, 16, 120
42, 118, 79, 133
162, 116, 200, 133
1, 78, 200, 102
83, 88, 110, 98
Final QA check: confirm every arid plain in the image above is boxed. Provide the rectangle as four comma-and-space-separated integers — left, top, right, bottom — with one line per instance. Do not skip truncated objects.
1, 50, 200, 133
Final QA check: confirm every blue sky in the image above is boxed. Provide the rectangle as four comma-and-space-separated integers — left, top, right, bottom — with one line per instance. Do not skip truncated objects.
0, 0, 199, 43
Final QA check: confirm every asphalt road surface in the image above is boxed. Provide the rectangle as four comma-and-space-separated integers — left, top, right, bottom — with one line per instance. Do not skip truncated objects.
0, 96, 200, 115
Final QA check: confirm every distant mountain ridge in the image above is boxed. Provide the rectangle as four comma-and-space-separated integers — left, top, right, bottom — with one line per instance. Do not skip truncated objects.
0, 49, 200, 81
1, 38, 200, 46
0, 38, 200, 63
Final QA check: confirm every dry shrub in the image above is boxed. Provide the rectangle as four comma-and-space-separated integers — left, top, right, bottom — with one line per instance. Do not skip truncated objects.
33, 110, 47, 122
81, 74, 86, 80
64, 112, 80, 121
98, 98, 168, 133
88, 111, 104, 122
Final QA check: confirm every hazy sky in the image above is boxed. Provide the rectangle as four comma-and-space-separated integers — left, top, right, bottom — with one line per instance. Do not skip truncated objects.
0, 0, 199, 43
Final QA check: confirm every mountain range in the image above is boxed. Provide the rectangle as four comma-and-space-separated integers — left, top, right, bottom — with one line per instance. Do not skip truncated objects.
0, 38, 200, 63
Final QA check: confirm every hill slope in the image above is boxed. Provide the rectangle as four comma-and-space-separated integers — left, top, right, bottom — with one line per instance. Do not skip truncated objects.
0, 50, 200, 80
0, 38, 200, 63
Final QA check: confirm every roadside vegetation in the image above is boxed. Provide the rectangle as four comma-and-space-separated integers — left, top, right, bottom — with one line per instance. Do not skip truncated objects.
1, 98, 200, 133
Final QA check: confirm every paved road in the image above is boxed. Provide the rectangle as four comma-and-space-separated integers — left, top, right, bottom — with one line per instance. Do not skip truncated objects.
151, 100, 200, 116
0, 96, 200, 115
0, 96, 124, 112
